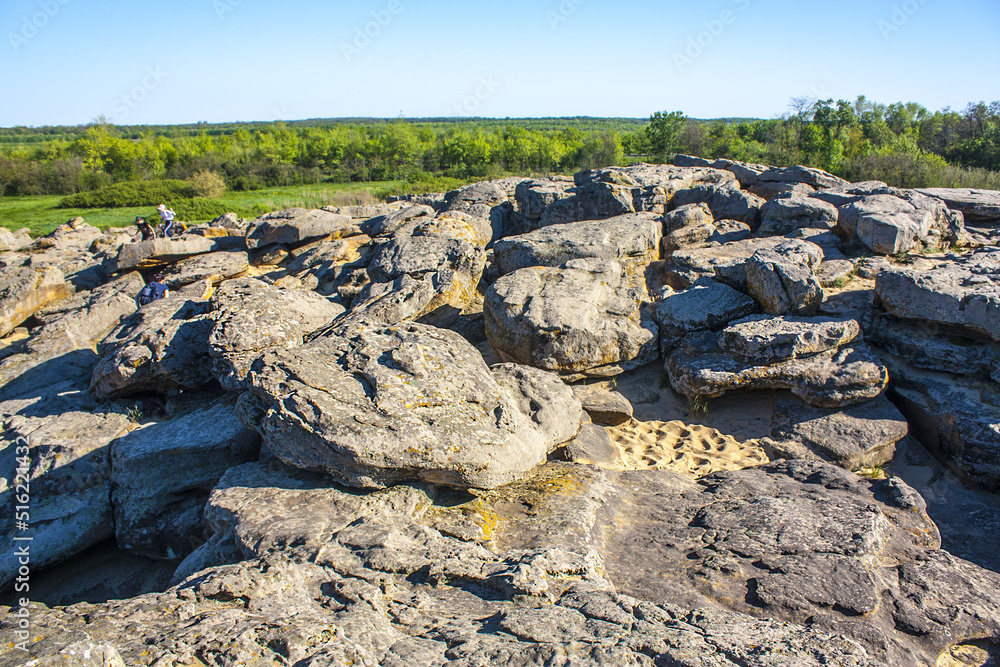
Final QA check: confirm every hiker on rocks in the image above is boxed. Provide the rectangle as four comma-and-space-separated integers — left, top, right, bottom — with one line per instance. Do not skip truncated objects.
157, 204, 177, 238
135, 216, 154, 242
137, 273, 169, 307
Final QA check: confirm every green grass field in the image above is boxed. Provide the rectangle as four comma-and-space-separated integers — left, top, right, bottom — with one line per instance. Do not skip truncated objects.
0, 181, 415, 237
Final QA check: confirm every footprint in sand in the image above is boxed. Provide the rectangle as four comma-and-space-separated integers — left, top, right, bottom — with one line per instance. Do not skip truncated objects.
604, 419, 769, 478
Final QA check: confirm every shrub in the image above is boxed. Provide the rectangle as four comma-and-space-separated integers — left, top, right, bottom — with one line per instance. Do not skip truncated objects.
58, 180, 196, 209
188, 170, 226, 198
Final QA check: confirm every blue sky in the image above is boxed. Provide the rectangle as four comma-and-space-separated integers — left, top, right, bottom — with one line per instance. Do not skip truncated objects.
1, 0, 998, 126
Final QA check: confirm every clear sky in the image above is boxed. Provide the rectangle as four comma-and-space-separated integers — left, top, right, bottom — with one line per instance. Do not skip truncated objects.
1, 0, 998, 126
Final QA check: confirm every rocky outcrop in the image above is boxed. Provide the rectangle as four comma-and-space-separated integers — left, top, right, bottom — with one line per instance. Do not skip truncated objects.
665, 237, 824, 290
666, 329, 888, 407
0, 226, 31, 252
654, 278, 758, 354
160, 250, 249, 287
514, 178, 574, 221
484, 259, 659, 379
756, 165, 849, 190
671, 183, 764, 229
918, 187, 1000, 222
110, 398, 260, 559
0, 257, 72, 338
113, 236, 217, 271
208, 278, 344, 391
756, 195, 838, 236
239, 322, 580, 489
359, 204, 435, 237
745, 247, 825, 316
718, 314, 861, 364
245, 208, 356, 249
493, 212, 662, 280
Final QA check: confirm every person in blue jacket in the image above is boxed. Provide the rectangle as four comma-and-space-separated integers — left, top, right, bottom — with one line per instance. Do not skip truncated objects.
137, 273, 169, 307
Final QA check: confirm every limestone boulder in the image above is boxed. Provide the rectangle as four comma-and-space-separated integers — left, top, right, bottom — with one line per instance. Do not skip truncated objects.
756, 165, 849, 190
367, 233, 486, 285
757, 195, 838, 236
113, 237, 217, 271
745, 248, 825, 316
110, 398, 260, 559
514, 178, 574, 221
161, 250, 249, 288
240, 322, 572, 489
484, 259, 659, 379
837, 190, 964, 255
665, 237, 824, 290
654, 279, 758, 354
0, 257, 73, 338
359, 204, 435, 237
245, 208, 355, 250
672, 184, 764, 229
0, 226, 32, 252
917, 187, 1000, 222
330, 270, 474, 332
665, 330, 888, 407
718, 315, 861, 364
538, 180, 636, 226
208, 278, 345, 392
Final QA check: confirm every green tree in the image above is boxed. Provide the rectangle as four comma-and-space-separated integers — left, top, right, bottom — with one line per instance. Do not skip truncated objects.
645, 111, 686, 159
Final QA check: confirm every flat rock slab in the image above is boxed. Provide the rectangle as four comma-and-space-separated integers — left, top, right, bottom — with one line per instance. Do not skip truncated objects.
0, 259, 72, 338
769, 392, 908, 469
484, 259, 659, 379
918, 187, 1000, 222
208, 278, 345, 391
493, 212, 662, 278
757, 195, 838, 236
875, 250, 1000, 342
245, 208, 354, 249
111, 398, 260, 559
665, 331, 888, 408
367, 233, 486, 284
718, 314, 860, 364
90, 295, 216, 400
757, 165, 848, 189
240, 322, 577, 489
654, 278, 758, 354
331, 270, 473, 332
571, 385, 634, 425
114, 237, 217, 271
161, 251, 249, 288
359, 204, 435, 237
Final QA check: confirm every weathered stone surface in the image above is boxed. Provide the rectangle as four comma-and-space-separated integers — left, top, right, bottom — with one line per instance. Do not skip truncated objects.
654, 279, 758, 354
240, 323, 571, 489
484, 259, 659, 379
666, 331, 888, 407
661, 203, 716, 252
0, 226, 31, 252
90, 294, 216, 400
559, 422, 620, 465
359, 204, 435, 237
367, 233, 486, 284
571, 385, 634, 425
245, 208, 355, 249
745, 249, 825, 316
757, 195, 838, 236
757, 165, 849, 190
161, 250, 249, 288
875, 250, 1000, 342
0, 258, 72, 338
815, 259, 856, 287
111, 398, 260, 559
672, 184, 764, 229
768, 392, 908, 469
882, 350, 1000, 491
490, 362, 584, 447
918, 187, 1000, 222
330, 270, 474, 331
113, 236, 216, 271
514, 178, 574, 221
665, 237, 824, 290
538, 180, 636, 226
0, 392, 131, 590
207, 278, 344, 391
836, 190, 964, 255
493, 212, 662, 279
718, 315, 861, 364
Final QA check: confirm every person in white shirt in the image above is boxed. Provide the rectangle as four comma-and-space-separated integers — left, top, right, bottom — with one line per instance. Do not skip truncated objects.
157, 204, 177, 237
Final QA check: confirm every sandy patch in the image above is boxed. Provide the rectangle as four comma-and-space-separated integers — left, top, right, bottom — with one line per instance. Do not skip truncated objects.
605, 419, 769, 478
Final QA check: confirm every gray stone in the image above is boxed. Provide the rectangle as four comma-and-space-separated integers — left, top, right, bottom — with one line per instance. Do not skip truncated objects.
515, 179, 574, 221
208, 278, 345, 391
815, 259, 857, 287
111, 398, 260, 559
757, 196, 838, 236
484, 259, 659, 379
90, 295, 216, 400
654, 279, 758, 354
666, 331, 888, 408
769, 392, 908, 469
559, 422, 620, 465
571, 385, 633, 425
245, 208, 355, 249
875, 250, 1000, 342
710, 219, 752, 244
538, 181, 636, 227
0, 226, 31, 252
113, 236, 217, 271
359, 204, 435, 237
718, 314, 861, 364
665, 237, 824, 291
745, 248, 825, 316
161, 250, 249, 288
490, 362, 584, 447
837, 190, 964, 255
240, 323, 569, 489
0, 258, 72, 338
661, 203, 716, 252
493, 212, 662, 280
367, 233, 486, 285
757, 165, 849, 190
917, 187, 1000, 222
672, 184, 764, 229
330, 270, 474, 331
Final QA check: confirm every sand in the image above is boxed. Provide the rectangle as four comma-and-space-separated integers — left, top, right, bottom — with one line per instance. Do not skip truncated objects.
604, 419, 769, 477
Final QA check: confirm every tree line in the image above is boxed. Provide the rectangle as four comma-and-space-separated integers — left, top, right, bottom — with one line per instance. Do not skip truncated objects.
0, 96, 997, 199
